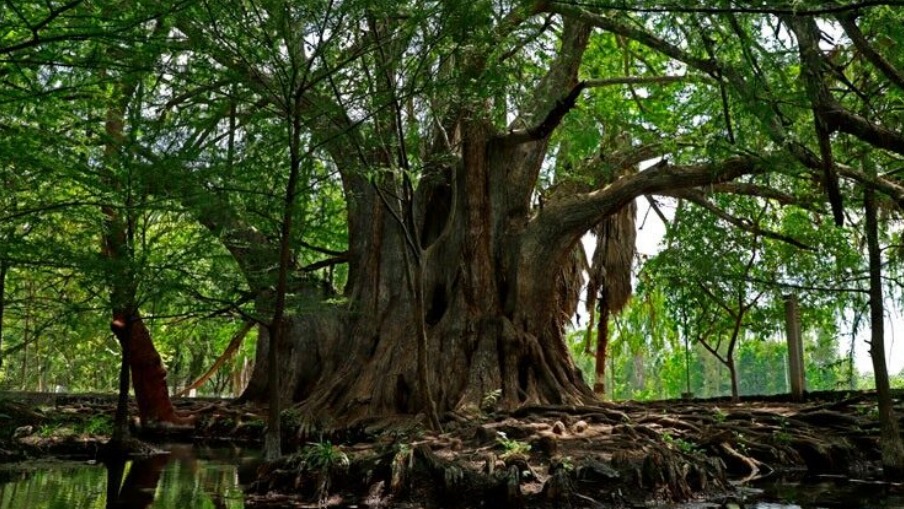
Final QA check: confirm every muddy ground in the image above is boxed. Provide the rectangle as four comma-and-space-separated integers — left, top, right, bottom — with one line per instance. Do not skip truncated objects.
0, 390, 898, 508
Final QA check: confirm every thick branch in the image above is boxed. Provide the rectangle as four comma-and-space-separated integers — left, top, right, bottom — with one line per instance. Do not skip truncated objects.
503, 82, 586, 143
531, 155, 768, 253
788, 16, 904, 159
838, 15, 904, 91
549, 4, 720, 75
823, 106, 904, 157
302, 256, 348, 272
787, 16, 845, 225
505, 16, 590, 142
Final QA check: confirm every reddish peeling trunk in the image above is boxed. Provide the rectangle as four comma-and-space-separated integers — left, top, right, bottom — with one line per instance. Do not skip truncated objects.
110, 313, 192, 426
100, 57, 188, 429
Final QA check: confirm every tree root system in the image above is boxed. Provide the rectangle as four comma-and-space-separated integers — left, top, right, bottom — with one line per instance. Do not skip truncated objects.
1, 391, 899, 507
249, 392, 895, 508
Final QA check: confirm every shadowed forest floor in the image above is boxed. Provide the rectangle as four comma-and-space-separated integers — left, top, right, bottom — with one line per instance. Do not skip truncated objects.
0, 390, 899, 507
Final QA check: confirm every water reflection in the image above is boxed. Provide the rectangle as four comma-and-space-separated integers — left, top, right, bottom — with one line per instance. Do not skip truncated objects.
751, 475, 904, 508
0, 444, 259, 509
672, 476, 904, 509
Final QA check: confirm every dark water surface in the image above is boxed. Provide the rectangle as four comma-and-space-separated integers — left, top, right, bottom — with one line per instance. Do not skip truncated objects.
0, 444, 260, 509
750, 475, 904, 508
4, 451, 904, 509
673, 475, 904, 509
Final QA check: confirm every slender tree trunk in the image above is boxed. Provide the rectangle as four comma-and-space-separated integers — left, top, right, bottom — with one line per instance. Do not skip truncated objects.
409, 252, 442, 431
101, 63, 188, 428
101, 202, 187, 428
865, 183, 904, 479
584, 304, 595, 355
632, 353, 645, 392
21, 289, 29, 389
727, 356, 739, 401
110, 317, 132, 445
594, 297, 609, 397
264, 320, 282, 461
36, 329, 42, 392
0, 260, 6, 369
264, 107, 306, 461
128, 315, 188, 424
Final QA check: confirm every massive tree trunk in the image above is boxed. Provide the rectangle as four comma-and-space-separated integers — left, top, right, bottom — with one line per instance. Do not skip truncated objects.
243, 134, 596, 422
229, 17, 767, 426
128, 5, 778, 428
239, 128, 765, 427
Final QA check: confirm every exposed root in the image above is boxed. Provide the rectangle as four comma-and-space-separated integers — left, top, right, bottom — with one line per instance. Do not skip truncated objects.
719, 442, 763, 481
1, 392, 896, 508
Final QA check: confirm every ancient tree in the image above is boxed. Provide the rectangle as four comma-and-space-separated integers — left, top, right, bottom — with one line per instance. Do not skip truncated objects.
9, 1, 904, 441
156, 2, 904, 429
182, 3, 771, 424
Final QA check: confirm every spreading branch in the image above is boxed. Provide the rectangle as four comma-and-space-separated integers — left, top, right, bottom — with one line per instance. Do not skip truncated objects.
670, 189, 814, 250
530, 154, 769, 256
786, 16, 845, 225
584, 74, 702, 88
1, 1, 192, 55
707, 182, 825, 213
548, 0, 904, 16
838, 15, 904, 92
548, 4, 720, 75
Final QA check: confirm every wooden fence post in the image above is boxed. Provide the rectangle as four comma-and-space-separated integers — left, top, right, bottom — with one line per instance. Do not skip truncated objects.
785, 294, 805, 401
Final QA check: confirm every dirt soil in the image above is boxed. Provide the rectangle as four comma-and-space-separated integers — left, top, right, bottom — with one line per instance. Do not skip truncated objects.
0, 390, 898, 508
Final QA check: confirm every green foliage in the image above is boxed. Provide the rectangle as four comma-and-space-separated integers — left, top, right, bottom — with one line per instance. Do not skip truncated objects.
481, 389, 502, 412
79, 414, 114, 436
568, 285, 852, 401
712, 407, 727, 423
301, 440, 350, 472
496, 432, 531, 459
773, 416, 793, 444
661, 431, 699, 455
3, 0, 904, 409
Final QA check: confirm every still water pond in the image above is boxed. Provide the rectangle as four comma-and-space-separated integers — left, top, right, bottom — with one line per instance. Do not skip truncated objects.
676, 476, 904, 509
3, 452, 904, 509
0, 444, 260, 509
